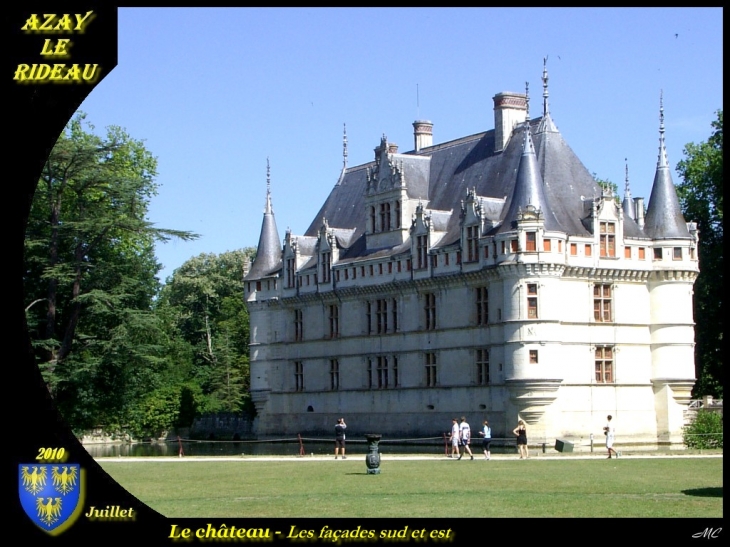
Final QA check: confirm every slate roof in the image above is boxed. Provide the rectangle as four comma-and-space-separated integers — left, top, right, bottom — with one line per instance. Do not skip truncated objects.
248, 99, 689, 276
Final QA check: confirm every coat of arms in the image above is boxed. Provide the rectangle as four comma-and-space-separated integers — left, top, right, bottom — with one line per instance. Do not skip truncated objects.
19, 463, 84, 534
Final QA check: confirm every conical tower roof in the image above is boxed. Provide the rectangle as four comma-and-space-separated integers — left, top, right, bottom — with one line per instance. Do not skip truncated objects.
245, 161, 282, 279
644, 94, 690, 239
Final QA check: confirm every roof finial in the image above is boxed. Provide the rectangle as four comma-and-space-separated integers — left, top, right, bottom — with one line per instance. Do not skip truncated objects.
343, 123, 348, 168
265, 157, 272, 213
525, 81, 530, 122
658, 90, 667, 168
542, 56, 550, 117
624, 158, 631, 198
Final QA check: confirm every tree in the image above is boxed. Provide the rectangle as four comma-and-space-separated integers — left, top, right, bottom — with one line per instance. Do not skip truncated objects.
24, 113, 196, 431
156, 249, 256, 414
676, 110, 723, 398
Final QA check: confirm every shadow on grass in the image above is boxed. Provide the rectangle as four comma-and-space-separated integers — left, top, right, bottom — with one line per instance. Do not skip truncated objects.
682, 487, 723, 498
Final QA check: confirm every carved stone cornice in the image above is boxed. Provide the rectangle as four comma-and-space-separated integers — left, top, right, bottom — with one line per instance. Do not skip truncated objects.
505, 378, 562, 425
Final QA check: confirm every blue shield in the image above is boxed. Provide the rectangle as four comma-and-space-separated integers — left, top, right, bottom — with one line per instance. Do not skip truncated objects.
19, 464, 84, 535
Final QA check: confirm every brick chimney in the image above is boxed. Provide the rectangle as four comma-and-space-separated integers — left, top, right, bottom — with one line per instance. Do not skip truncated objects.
413, 120, 433, 152
493, 92, 527, 153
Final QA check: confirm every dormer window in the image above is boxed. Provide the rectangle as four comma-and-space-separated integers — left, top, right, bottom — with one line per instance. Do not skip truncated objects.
286, 257, 296, 288
466, 225, 479, 262
380, 203, 391, 232
416, 235, 428, 269
599, 222, 616, 257
394, 201, 401, 229
321, 251, 331, 283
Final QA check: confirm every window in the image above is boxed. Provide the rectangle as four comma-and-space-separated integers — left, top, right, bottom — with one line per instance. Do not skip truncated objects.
593, 284, 612, 322
673, 247, 682, 260
595, 346, 613, 383
484, 246, 490, 259
424, 292, 436, 330
388, 262, 392, 274
286, 257, 296, 288
558, 240, 563, 253
529, 350, 538, 364
527, 283, 538, 319
368, 355, 398, 389
391, 298, 399, 332
294, 361, 304, 392
639, 247, 646, 260
624, 246, 631, 259
510, 239, 518, 252
394, 201, 401, 229
366, 302, 372, 334
476, 348, 490, 385
445, 252, 450, 266
380, 202, 391, 232
321, 251, 331, 283
294, 309, 303, 341
416, 235, 428, 269
501, 241, 506, 254
543, 238, 552, 252
456, 251, 461, 264
369, 264, 374, 276
653, 248, 662, 260
377, 356, 389, 388
256, 281, 262, 291
585, 244, 592, 257
476, 287, 489, 326
526, 232, 536, 252
430, 254, 437, 268
376, 299, 388, 334
330, 359, 339, 390
328, 304, 339, 338
370, 206, 376, 233
425, 353, 437, 387
570, 243, 577, 256
466, 225, 479, 261
599, 222, 616, 257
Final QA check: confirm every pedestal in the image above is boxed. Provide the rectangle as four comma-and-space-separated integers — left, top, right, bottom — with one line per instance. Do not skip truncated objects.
365, 434, 381, 475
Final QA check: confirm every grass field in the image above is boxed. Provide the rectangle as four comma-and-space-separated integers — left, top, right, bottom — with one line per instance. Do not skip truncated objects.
98, 455, 722, 518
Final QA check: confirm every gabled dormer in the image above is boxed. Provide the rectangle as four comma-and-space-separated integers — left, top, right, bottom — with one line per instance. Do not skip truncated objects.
589, 187, 624, 260
316, 218, 338, 286
365, 134, 431, 251
460, 187, 485, 264
410, 202, 433, 273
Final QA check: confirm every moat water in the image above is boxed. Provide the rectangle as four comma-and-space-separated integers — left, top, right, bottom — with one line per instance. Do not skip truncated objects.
83, 438, 521, 458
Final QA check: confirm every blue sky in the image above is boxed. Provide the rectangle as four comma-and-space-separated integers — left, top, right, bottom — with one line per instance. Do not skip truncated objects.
75, 7, 723, 283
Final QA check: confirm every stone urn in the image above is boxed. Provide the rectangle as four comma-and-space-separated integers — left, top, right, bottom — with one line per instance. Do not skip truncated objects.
364, 434, 382, 474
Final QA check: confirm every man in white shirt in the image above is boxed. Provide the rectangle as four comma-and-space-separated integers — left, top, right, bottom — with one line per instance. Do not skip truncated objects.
458, 416, 474, 460
603, 415, 620, 459
448, 418, 459, 458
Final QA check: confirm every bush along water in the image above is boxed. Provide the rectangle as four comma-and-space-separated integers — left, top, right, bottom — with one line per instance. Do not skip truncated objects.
683, 409, 723, 449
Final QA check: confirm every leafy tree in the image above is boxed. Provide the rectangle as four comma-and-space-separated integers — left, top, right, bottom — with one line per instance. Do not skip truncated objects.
676, 110, 723, 398
593, 173, 620, 204
156, 249, 256, 414
23, 113, 196, 431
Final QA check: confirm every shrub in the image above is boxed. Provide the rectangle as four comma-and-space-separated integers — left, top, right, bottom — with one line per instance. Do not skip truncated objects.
683, 409, 723, 449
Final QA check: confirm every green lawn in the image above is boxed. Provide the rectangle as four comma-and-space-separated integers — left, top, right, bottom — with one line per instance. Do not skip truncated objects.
98, 456, 723, 518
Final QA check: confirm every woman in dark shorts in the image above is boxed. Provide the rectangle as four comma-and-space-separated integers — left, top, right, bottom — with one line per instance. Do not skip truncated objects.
479, 420, 492, 460
513, 419, 528, 459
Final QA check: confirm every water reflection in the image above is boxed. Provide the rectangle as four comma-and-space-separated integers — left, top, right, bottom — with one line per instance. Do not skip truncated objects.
83, 439, 518, 458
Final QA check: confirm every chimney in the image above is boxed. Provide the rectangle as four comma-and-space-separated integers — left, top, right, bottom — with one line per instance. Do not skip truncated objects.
634, 197, 645, 229
413, 120, 433, 152
493, 92, 527, 153
388, 142, 399, 154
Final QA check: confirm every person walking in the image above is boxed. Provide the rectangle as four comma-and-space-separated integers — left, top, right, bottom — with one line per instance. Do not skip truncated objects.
458, 416, 474, 460
603, 415, 620, 459
448, 418, 460, 458
513, 419, 528, 459
334, 417, 347, 459
479, 420, 492, 460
